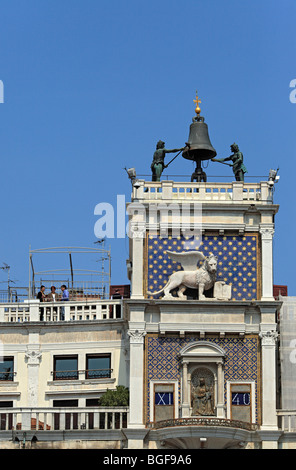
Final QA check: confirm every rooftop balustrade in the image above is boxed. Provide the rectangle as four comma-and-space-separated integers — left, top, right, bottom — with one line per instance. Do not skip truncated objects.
0, 299, 123, 323
132, 180, 275, 204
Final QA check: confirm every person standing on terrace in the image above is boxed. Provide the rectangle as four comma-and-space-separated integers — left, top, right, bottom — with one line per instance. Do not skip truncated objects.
61, 285, 69, 301
59, 285, 69, 320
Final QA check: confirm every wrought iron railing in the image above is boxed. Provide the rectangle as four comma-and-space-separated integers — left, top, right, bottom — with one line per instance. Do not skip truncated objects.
51, 369, 113, 381
0, 371, 15, 381
52, 370, 79, 381
85, 368, 112, 379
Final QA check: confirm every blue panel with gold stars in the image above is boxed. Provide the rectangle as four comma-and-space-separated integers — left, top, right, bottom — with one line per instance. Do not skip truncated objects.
145, 334, 260, 423
146, 233, 260, 301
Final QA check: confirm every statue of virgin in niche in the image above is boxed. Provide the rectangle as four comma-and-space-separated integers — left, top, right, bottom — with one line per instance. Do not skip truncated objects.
191, 368, 215, 416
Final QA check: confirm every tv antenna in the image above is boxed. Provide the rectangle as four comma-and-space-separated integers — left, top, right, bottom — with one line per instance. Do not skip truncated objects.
0, 263, 16, 299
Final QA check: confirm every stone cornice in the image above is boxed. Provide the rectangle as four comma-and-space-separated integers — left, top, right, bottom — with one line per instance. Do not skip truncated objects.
0, 319, 126, 330
140, 201, 280, 213
125, 299, 282, 309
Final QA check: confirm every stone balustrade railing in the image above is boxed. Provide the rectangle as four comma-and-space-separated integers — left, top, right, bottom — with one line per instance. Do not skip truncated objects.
0, 407, 129, 431
0, 299, 123, 322
132, 180, 274, 204
277, 410, 296, 432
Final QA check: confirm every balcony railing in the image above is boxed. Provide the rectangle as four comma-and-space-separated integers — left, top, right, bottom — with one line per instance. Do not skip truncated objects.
0, 371, 15, 381
0, 299, 123, 323
85, 368, 112, 379
0, 407, 129, 431
52, 370, 79, 381
51, 369, 113, 380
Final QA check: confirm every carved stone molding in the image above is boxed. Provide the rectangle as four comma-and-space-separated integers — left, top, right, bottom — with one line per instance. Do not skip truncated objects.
130, 229, 145, 239
259, 226, 275, 240
25, 348, 42, 365
128, 330, 147, 344
259, 330, 278, 346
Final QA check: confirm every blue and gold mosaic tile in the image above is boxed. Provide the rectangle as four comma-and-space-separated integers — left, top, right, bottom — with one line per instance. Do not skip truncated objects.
145, 335, 260, 423
146, 233, 260, 300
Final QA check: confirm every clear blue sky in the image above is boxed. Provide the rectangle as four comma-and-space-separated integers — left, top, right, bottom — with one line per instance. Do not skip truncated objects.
0, 0, 295, 294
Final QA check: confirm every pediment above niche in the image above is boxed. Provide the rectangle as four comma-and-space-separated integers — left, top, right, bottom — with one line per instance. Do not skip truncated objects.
179, 341, 225, 362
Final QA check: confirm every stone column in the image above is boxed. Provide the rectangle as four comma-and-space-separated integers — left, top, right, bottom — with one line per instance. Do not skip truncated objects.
130, 229, 145, 299
259, 330, 278, 430
216, 361, 225, 418
259, 225, 275, 301
181, 361, 190, 417
127, 329, 147, 448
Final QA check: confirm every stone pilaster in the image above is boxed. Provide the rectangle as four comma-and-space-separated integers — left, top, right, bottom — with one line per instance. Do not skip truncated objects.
181, 360, 190, 417
259, 225, 275, 301
127, 329, 146, 429
130, 228, 145, 299
216, 361, 225, 418
25, 347, 42, 407
259, 329, 279, 430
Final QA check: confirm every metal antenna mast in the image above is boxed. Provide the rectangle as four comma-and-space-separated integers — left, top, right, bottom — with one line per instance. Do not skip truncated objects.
0, 263, 11, 300
94, 238, 111, 299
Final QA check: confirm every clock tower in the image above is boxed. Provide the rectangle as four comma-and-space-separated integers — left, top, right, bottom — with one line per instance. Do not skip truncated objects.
124, 96, 281, 449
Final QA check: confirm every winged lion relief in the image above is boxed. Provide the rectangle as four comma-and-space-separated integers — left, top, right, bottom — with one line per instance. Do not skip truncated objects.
147, 250, 231, 301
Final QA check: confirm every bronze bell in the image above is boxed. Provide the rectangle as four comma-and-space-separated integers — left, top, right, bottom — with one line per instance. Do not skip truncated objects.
183, 92, 217, 166
182, 116, 217, 161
